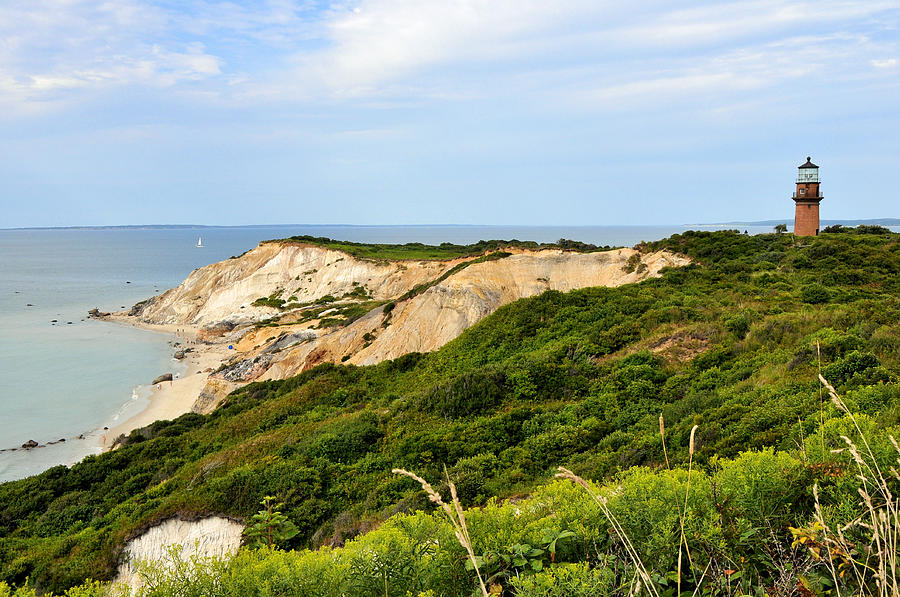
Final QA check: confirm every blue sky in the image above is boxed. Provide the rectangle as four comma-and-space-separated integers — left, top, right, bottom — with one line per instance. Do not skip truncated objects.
1, 0, 898, 227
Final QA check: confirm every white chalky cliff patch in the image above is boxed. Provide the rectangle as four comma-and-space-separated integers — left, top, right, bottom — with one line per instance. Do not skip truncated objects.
117, 517, 244, 590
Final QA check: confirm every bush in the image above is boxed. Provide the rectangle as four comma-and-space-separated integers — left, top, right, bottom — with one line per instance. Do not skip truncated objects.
422, 368, 508, 419
724, 313, 750, 339
801, 283, 830, 304
510, 562, 614, 596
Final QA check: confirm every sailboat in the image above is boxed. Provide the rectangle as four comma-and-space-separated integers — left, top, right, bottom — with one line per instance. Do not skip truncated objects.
196, 236, 203, 248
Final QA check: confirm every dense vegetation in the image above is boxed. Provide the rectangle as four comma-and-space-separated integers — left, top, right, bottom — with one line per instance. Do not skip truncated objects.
14, 433, 897, 597
2, 230, 900, 595
821, 224, 893, 235
265, 236, 610, 261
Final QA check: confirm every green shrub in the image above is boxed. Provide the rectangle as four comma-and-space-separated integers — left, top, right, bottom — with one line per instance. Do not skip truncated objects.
623, 253, 642, 273
244, 496, 299, 549
510, 562, 615, 597
801, 283, 830, 304
422, 368, 508, 419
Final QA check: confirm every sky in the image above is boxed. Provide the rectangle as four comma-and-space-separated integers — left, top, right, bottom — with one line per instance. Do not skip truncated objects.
0, 0, 898, 227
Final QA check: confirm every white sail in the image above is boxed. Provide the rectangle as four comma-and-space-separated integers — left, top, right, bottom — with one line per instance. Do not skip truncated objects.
197, 236, 203, 247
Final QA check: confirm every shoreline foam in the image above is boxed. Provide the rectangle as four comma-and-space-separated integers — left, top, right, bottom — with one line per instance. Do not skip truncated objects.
100, 316, 230, 450
0, 317, 230, 481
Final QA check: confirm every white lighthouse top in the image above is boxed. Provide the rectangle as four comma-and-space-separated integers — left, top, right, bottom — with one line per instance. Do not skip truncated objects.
797, 156, 819, 183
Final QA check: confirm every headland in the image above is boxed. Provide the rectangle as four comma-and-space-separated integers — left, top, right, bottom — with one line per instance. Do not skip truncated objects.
100, 236, 689, 443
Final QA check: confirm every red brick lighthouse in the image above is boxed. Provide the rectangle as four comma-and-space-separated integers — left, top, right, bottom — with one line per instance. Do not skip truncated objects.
793, 157, 823, 236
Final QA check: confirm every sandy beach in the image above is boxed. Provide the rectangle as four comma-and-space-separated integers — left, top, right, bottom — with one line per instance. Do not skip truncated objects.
101, 317, 231, 449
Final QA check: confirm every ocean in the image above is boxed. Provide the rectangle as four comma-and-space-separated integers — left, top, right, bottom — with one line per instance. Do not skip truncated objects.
0, 223, 780, 481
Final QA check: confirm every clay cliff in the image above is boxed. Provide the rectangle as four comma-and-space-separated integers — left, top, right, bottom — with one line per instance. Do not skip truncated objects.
133, 242, 457, 326
125, 241, 690, 412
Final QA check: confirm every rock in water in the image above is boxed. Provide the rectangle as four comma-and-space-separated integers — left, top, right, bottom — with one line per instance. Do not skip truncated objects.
21, 440, 38, 449
152, 373, 174, 385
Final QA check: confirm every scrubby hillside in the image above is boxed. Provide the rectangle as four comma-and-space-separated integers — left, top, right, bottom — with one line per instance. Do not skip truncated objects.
2, 230, 900, 595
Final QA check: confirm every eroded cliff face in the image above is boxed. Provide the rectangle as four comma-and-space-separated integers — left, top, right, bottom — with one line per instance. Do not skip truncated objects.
116, 517, 244, 590
126, 242, 690, 413
259, 248, 689, 380
358, 249, 683, 364
134, 242, 458, 327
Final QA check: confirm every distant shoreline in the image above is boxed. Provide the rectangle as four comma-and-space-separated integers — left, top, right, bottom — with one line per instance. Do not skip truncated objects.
703, 218, 900, 227
1, 223, 695, 231
4, 218, 898, 232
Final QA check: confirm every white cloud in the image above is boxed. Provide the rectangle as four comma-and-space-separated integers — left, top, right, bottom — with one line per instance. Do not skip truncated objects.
871, 58, 898, 68
0, 1, 225, 114
563, 30, 892, 116
604, 0, 897, 48
153, 43, 223, 79
241, 0, 894, 110
0, 0, 897, 117
309, 0, 604, 93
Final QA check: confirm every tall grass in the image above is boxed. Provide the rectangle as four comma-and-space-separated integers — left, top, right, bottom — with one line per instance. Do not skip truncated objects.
660, 416, 697, 595
554, 467, 660, 597
393, 468, 490, 597
802, 375, 899, 597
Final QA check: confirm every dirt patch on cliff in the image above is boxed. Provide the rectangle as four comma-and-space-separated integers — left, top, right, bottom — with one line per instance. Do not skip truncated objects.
649, 331, 710, 362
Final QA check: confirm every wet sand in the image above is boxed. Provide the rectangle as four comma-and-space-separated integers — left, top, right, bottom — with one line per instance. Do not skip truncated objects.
101, 316, 231, 449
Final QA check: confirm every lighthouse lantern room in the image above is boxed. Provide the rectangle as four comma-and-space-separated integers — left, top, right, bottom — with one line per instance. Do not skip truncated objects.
793, 157, 823, 236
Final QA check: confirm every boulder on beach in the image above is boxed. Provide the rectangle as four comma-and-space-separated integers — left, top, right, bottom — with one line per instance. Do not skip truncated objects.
88, 308, 111, 318
174, 350, 186, 360
152, 373, 174, 385
21, 440, 39, 449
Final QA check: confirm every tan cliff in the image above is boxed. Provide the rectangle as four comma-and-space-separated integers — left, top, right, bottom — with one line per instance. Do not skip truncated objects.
122, 242, 690, 414
134, 241, 459, 327
260, 248, 689, 379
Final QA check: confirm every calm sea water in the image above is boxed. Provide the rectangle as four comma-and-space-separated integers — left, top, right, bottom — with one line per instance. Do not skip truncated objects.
0, 223, 779, 481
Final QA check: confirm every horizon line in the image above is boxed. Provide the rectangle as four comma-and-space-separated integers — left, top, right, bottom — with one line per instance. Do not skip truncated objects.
3, 218, 900, 232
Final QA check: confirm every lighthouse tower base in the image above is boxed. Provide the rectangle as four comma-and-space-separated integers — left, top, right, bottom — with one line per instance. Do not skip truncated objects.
793, 200, 821, 236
